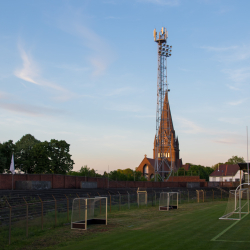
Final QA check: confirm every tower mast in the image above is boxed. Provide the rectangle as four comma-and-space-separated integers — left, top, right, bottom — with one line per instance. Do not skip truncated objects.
154, 27, 173, 181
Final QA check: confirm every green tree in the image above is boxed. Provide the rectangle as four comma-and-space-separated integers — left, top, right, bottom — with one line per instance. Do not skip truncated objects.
178, 164, 213, 182
32, 141, 51, 173
211, 162, 224, 170
0, 143, 7, 173
226, 155, 245, 165
108, 169, 144, 181
0, 140, 15, 173
69, 165, 100, 177
46, 139, 74, 174
15, 134, 40, 173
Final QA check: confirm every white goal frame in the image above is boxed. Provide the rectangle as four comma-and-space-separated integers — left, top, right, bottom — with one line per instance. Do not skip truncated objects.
71, 197, 107, 230
159, 192, 178, 211
137, 188, 147, 207
219, 187, 249, 220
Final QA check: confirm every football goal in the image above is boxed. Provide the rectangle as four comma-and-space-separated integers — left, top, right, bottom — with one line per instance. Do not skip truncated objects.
137, 188, 147, 207
219, 188, 249, 220
159, 192, 178, 211
71, 197, 107, 230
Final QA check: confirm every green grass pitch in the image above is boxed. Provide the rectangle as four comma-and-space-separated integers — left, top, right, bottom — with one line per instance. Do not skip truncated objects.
2, 201, 250, 250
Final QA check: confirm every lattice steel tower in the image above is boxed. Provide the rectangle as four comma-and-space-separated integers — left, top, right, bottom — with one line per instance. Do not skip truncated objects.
153, 27, 173, 181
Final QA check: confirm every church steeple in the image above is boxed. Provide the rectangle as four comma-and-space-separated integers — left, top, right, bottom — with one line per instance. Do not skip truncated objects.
153, 91, 180, 168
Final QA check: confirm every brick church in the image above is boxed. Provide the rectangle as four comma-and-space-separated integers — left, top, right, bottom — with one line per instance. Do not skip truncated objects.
136, 92, 182, 180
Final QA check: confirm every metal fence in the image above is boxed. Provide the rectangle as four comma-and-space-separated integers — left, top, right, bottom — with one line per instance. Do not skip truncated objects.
0, 189, 229, 246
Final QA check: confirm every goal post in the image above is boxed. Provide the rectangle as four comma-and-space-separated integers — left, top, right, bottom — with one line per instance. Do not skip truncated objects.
71, 197, 107, 230
219, 188, 249, 220
137, 188, 147, 207
159, 192, 178, 211
196, 190, 204, 203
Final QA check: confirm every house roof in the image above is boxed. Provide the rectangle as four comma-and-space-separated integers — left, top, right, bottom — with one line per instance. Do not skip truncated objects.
209, 164, 240, 177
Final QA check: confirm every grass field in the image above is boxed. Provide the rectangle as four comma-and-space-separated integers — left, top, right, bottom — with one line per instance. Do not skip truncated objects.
1, 200, 250, 250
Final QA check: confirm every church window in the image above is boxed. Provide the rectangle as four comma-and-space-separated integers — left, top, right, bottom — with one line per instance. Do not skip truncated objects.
143, 165, 149, 177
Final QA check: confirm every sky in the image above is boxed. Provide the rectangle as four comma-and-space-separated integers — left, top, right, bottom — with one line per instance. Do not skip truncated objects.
0, 0, 250, 174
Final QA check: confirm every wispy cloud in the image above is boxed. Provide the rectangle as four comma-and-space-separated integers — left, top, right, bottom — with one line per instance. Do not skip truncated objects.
201, 45, 238, 52
14, 44, 76, 101
106, 103, 142, 112
55, 64, 90, 72
104, 87, 135, 97
14, 46, 39, 85
227, 99, 247, 106
55, 8, 115, 77
0, 102, 65, 117
226, 85, 241, 91
213, 139, 235, 144
202, 44, 250, 63
0, 91, 8, 100
175, 117, 204, 134
137, 0, 180, 6
218, 117, 240, 125
222, 67, 250, 83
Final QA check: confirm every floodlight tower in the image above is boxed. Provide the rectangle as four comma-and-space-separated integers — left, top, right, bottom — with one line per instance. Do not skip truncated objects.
153, 27, 172, 182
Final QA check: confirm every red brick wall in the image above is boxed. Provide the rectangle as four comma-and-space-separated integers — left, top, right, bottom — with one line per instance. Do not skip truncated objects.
166, 176, 206, 182
0, 174, 208, 190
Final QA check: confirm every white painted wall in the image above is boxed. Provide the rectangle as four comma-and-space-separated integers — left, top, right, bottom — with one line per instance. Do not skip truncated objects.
209, 170, 244, 182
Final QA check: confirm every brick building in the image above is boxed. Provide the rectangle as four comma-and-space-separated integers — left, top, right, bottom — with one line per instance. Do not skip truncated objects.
136, 92, 182, 180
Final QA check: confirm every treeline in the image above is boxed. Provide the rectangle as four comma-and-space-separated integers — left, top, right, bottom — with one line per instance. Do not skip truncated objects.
211, 155, 246, 170
176, 156, 246, 182
174, 164, 214, 182
68, 166, 146, 181
0, 134, 74, 174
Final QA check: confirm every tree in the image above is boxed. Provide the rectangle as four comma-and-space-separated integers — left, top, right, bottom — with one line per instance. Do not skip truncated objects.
47, 139, 74, 174
32, 141, 51, 174
226, 156, 245, 165
0, 140, 15, 173
178, 164, 214, 181
211, 162, 224, 171
15, 134, 40, 173
0, 143, 7, 173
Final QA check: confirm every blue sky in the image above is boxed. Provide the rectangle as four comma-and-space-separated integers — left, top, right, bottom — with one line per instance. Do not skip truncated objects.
0, 0, 250, 173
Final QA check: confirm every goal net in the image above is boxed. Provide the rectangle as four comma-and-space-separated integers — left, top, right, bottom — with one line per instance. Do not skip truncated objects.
71, 197, 107, 230
220, 188, 249, 220
137, 188, 147, 207
159, 192, 178, 211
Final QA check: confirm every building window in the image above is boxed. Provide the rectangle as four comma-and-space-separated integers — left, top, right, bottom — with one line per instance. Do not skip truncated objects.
220, 177, 223, 182
143, 165, 149, 177
150, 174, 154, 179
213, 177, 216, 181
